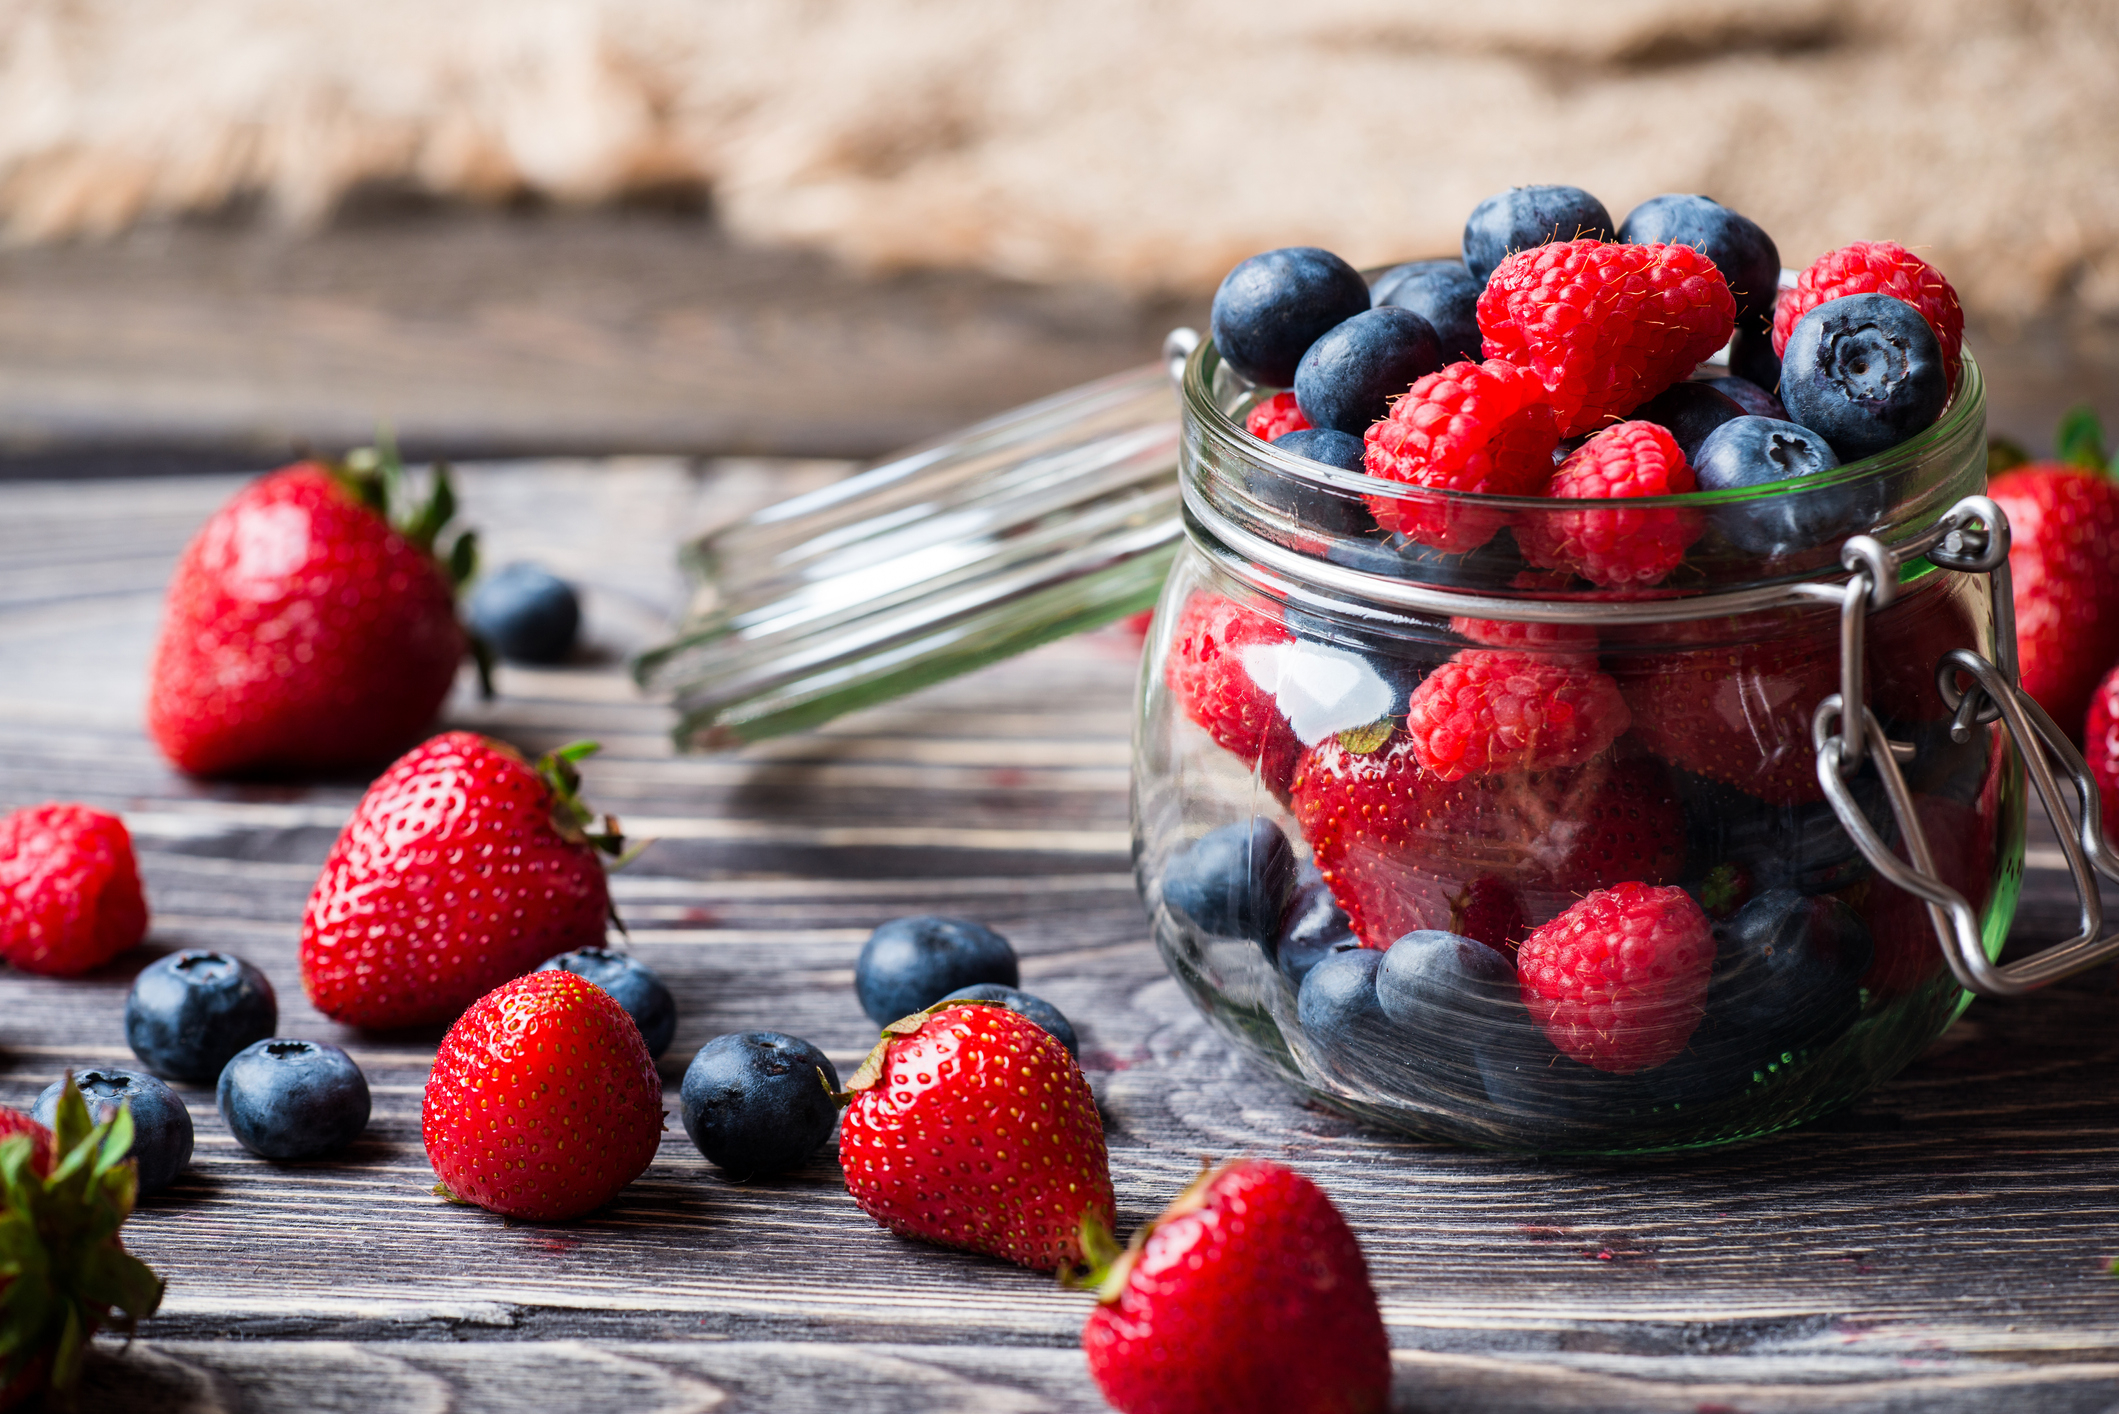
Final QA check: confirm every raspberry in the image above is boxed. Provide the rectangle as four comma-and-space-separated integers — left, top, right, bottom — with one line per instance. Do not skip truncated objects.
1361, 360, 1558, 552
1401, 649, 1629, 780
1477, 240, 1736, 437
1516, 420, 1702, 588
1450, 615, 1599, 654
1245, 391, 1310, 442
0, 803, 150, 976
1517, 882, 1712, 1073
1773, 241, 1964, 388
1164, 591, 1302, 797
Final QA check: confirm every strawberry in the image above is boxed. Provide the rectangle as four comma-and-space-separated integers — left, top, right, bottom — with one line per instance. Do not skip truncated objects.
0, 803, 149, 976
147, 446, 478, 777
1291, 730, 1684, 950
0, 1080, 166, 1408
836, 1001, 1114, 1271
1517, 882, 1713, 1073
1986, 408, 2119, 743
1862, 793, 1994, 997
1163, 591, 1303, 798
1078, 1158, 1391, 1414
300, 732, 626, 1029
422, 970, 665, 1220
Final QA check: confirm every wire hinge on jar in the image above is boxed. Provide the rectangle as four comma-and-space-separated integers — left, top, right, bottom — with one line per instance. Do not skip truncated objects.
1808, 494, 2119, 998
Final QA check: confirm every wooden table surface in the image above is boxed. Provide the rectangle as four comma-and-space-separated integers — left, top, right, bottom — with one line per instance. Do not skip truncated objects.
8, 460, 2119, 1414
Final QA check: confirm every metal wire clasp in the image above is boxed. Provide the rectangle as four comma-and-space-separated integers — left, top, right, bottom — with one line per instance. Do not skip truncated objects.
1812, 495, 2119, 997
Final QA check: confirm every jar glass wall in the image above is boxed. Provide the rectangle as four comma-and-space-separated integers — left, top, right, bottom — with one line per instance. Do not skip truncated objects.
1133, 340, 2020, 1155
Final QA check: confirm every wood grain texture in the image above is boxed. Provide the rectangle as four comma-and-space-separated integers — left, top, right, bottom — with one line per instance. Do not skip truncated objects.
8, 463, 2119, 1413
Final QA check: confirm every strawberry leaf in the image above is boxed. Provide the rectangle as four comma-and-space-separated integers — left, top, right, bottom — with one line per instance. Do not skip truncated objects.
1338, 719, 1394, 755
2055, 405, 2107, 472
1985, 437, 2030, 476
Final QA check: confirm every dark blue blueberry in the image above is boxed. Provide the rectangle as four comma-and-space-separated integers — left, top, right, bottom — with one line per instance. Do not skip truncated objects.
680, 1031, 840, 1179
125, 950, 277, 1081
1210, 247, 1371, 387
1618, 194, 1781, 331
1293, 307, 1443, 434
467, 562, 581, 665
1728, 322, 1782, 395
1271, 427, 1367, 474
1462, 185, 1614, 286
1676, 769, 1885, 897
1697, 889, 1872, 1058
1295, 944, 1390, 1077
1713, 375, 1785, 421
1627, 380, 1745, 465
938, 983, 1079, 1057
1374, 931, 1529, 1097
1370, 259, 1484, 363
854, 916, 1018, 1026
1160, 819, 1296, 945
535, 947, 677, 1059
216, 1039, 371, 1160
1694, 416, 1880, 557
34, 1069, 192, 1193
1247, 430, 1375, 542
1274, 871, 1360, 983
1326, 525, 1527, 587
1779, 293, 1949, 462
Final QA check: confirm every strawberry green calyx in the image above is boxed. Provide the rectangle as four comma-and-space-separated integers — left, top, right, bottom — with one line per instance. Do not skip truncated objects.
0, 1076, 166, 1400
1336, 719, 1394, 755
1064, 1159, 1220, 1299
335, 437, 489, 695
537, 742, 632, 862
2054, 405, 2111, 475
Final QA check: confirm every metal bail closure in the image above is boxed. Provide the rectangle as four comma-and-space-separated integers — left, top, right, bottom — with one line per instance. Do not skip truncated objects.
1812, 494, 2119, 997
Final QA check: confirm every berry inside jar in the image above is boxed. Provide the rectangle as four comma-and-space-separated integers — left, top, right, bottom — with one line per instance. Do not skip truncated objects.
1138, 185, 2017, 1154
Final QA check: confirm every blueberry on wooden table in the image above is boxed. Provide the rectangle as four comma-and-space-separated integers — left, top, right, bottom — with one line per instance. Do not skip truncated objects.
1160, 818, 1296, 946
33, 1068, 192, 1193
1210, 247, 1371, 386
124, 949, 277, 1081
1462, 184, 1615, 285
1293, 306, 1442, 434
536, 947, 677, 1059
1779, 292, 1949, 462
854, 916, 1019, 1025
1370, 258, 1484, 363
936, 983, 1079, 1057
216, 1040, 371, 1160
467, 561, 581, 665
680, 1031, 840, 1179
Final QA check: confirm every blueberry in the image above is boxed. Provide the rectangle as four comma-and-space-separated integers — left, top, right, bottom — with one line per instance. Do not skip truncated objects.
937, 983, 1079, 1057
1780, 294, 1949, 462
1699, 889, 1873, 1055
1295, 944, 1390, 1074
1210, 247, 1371, 387
680, 1031, 841, 1179
1369, 259, 1484, 363
535, 947, 677, 1059
34, 1069, 192, 1193
1728, 323, 1783, 395
1694, 416, 1880, 557
854, 916, 1018, 1025
1275, 871, 1361, 984
125, 950, 277, 1081
1160, 818, 1296, 946
467, 562, 582, 665
1713, 375, 1785, 421
1247, 429, 1375, 541
1676, 769, 1885, 897
1617, 194, 1781, 331
1326, 525, 1527, 586
1462, 185, 1614, 286
1374, 929, 1528, 1087
216, 1039, 370, 1160
1293, 307, 1443, 434
1627, 380, 1745, 465
1270, 428, 1368, 475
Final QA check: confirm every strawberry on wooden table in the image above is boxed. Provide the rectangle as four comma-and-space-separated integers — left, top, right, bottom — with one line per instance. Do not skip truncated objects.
147, 446, 476, 778
0, 803, 149, 976
422, 970, 665, 1221
1079, 1158, 1391, 1414
836, 1001, 1114, 1271
300, 732, 627, 1030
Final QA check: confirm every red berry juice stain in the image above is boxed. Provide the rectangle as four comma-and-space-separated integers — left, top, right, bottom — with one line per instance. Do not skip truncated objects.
679, 906, 719, 923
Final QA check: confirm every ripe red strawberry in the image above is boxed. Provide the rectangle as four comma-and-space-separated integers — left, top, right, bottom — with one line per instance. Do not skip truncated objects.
1987, 415, 2119, 742
147, 449, 475, 777
422, 970, 664, 1220
301, 732, 625, 1029
1477, 240, 1735, 437
1773, 241, 1964, 388
1517, 882, 1712, 1073
0, 1080, 165, 1408
1164, 591, 1302, 798
0, 803, 148, 976
1401, 649, 1629, 780
1079, 1158, 1390, 1414
1515, 420, 1701, 588
1291, 731, 1683, 949
837, 1001, 1113, 1271
1246, 390, 1311, 441
2089, 663, 2119, 844
1361, 359, 1558, 551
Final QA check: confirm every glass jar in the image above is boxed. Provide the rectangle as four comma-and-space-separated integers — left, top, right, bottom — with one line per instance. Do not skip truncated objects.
1134, 338, 2025, 1154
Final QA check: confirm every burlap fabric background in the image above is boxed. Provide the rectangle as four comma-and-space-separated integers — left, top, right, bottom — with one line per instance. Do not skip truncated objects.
2, 0, 2111, 317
